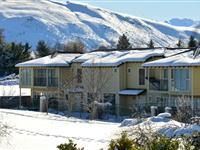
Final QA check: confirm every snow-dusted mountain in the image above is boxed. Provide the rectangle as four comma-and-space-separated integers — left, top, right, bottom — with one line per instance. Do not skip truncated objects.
0, 0, 200, 51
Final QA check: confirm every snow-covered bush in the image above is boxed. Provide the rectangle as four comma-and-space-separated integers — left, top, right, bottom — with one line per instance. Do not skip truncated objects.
191, 117, 200, 125
157, 112, 171, 118
120, 118, 142, 127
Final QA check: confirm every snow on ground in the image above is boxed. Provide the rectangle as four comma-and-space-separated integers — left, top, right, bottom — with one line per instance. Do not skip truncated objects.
0, 109, 120, 150
0, 74, 30, 97
0, 109, 199, 149
0, 85, 30, 97
123, 113, 200, 138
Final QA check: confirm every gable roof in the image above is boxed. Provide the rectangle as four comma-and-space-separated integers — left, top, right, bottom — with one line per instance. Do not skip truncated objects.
82, 49, 165, 67
16, 54, 81, 67
15, 48, 191, 68
143, 51, 200, 67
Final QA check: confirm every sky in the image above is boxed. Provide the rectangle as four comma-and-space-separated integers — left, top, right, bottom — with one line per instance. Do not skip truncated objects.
64, 0, 200, 21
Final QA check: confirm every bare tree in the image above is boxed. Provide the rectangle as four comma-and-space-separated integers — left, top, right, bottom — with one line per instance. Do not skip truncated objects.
60, 70, 79, 115
174, 96, 193, 123
82, 65, 113, 119
63, 39, 86, 54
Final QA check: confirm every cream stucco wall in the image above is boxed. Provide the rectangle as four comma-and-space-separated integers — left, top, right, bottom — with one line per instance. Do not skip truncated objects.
192, 67, 200, 96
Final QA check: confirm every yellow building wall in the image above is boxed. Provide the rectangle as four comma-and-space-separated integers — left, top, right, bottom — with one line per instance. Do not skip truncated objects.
82, 67, 120, 94
125, 62, 146, 89
119, 64, 127, 90
192, 67, 200, 96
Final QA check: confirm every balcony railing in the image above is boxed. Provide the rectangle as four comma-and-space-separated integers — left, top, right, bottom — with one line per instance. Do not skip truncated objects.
149, 78, 168, 91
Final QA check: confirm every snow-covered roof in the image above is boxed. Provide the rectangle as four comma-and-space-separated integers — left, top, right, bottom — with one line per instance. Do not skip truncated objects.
164, 49, 190, 57
72, 51, 109, 63
143, 51, 200, 67
82, 49, 165, 67
82, 51, 129, 67
16, 49, 192, 68
118, 89, 144, 96
16, 54, 81, 67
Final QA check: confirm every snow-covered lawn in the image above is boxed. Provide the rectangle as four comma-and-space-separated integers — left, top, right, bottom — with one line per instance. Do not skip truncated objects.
0, 109, 120, 150
0, 109, 199, 150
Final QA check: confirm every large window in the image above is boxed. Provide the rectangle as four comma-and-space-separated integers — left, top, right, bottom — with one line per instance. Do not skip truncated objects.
34, 69, 58, 87
21, 69, 32, 86
34, 69, 46, 86
171, 69, 190, 91
139, 69, 145, 85
48, 69, 58, 87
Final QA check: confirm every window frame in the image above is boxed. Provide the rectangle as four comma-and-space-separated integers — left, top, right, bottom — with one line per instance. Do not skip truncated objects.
171, 68, 190, 92
139, 68, 145, 85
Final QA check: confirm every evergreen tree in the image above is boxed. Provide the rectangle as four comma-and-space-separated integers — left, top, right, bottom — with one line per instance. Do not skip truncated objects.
0, 29, 5, 47
176, 39, 184, 48
117, 34, 131, 50
148, 39, 155, 48
24, 42, 32, 51
6, 42, 31, 73
35, 40, 51, 57
188, 36, 197, 48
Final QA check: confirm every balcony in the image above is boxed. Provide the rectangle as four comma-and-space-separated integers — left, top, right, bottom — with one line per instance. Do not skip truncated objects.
149, 78, 168, 91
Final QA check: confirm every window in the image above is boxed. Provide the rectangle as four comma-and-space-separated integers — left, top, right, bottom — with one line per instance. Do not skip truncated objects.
163, 69, 168, 79
34, 69, 58, 87
48, 69, 58, 87
139, 69, 145, 85
77, 69, 82, 83
21, 69, 32, 86
65, 94, 68, 100
34, 69, 46, 86
171, 69, 190, 91
127, 67, 131, 74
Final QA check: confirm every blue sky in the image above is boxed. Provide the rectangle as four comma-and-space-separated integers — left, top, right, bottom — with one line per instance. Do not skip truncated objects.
66, 0, 200, 21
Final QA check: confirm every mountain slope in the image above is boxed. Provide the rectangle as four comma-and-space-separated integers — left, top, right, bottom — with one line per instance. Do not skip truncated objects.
0, 0, 200, 51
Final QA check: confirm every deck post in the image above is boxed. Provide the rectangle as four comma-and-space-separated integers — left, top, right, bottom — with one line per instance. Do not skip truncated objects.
19, 87, 22, 109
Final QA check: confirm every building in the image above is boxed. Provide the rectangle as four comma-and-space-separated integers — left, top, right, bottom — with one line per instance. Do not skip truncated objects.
16, 48, 193, 116
143, 48, 200, 113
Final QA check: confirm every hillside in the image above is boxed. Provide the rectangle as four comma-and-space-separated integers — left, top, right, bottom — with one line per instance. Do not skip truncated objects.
0, 0, 200, 51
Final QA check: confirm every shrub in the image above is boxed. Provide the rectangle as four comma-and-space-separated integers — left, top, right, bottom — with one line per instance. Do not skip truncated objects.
57, 139, 84, 150
108, 131, 142, 150
145, 136, 180, 150
108, 131, 180, 150
182, 132, 200, 150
